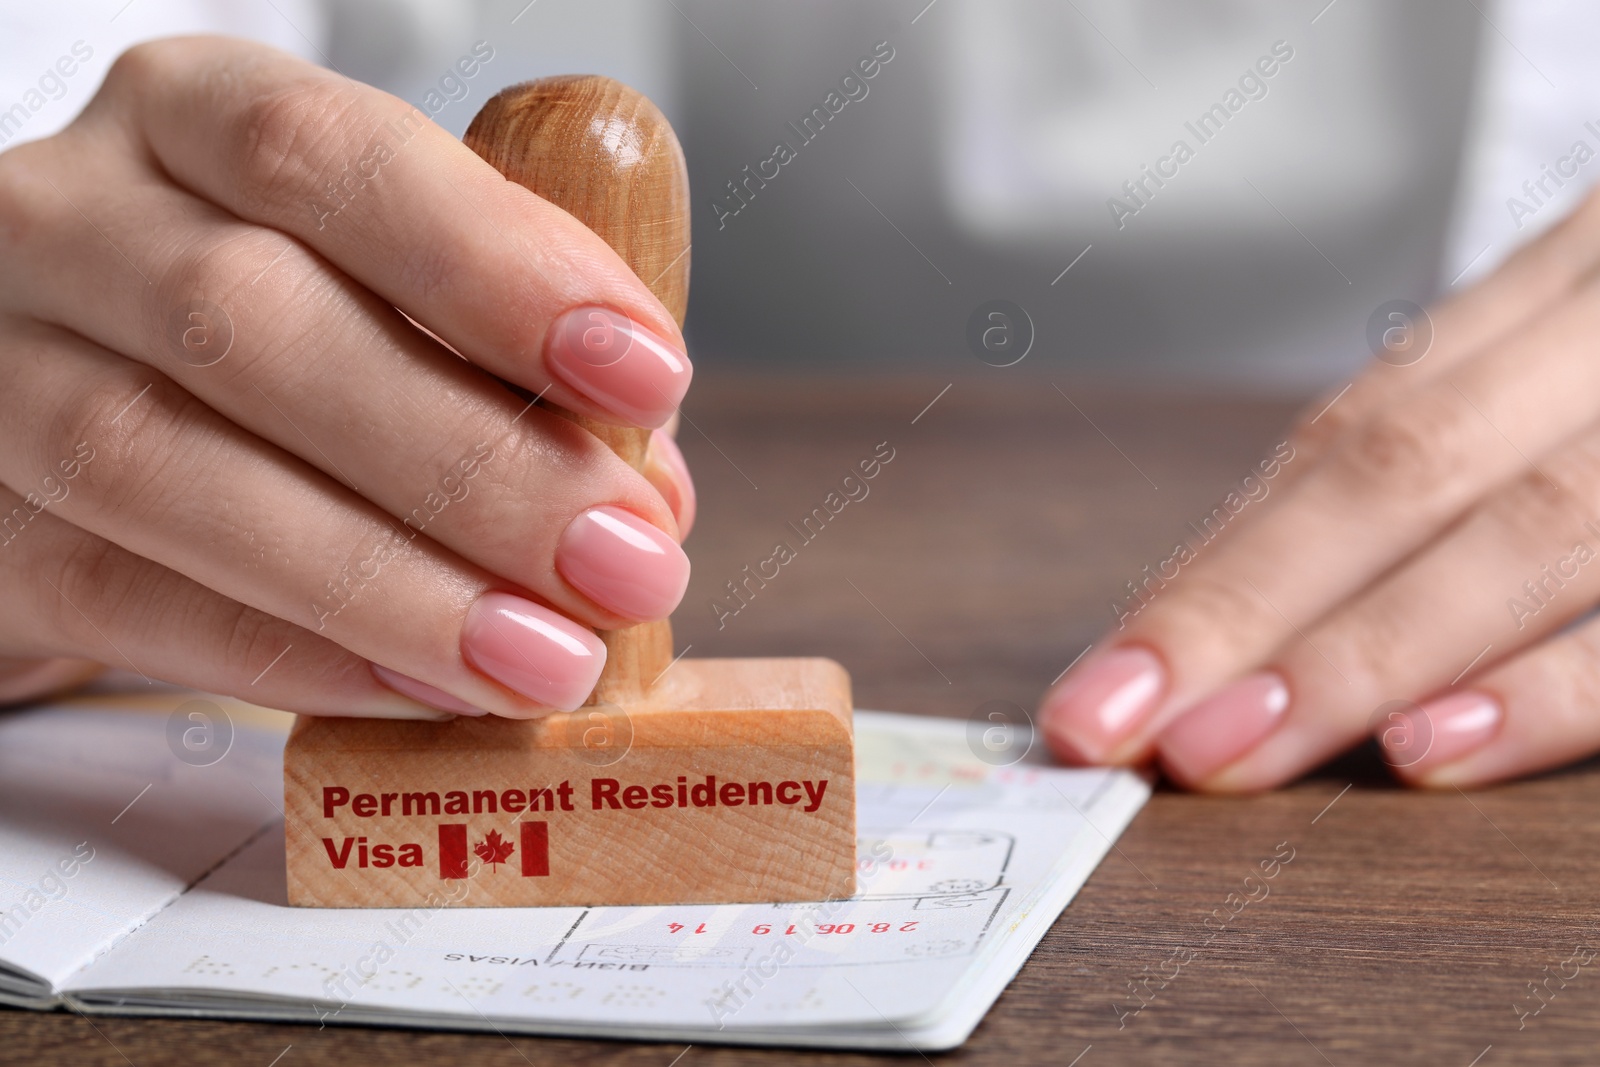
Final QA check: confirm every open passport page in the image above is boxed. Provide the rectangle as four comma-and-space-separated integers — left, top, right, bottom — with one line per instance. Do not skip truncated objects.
0, 689, 1148, 1051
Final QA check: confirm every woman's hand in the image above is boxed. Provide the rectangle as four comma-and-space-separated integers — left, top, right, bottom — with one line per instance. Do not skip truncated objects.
1041, 186, 1600, 790
0, 37, 695, 719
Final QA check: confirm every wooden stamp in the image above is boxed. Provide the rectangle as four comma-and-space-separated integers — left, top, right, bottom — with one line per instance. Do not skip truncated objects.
283, 77, 856, 908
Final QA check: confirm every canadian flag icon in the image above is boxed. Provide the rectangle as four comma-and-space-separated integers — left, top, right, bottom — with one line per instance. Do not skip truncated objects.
438, 822, 549, 879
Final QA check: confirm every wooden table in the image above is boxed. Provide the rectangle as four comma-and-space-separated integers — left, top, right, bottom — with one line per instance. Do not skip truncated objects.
9, 375, 1598, 1065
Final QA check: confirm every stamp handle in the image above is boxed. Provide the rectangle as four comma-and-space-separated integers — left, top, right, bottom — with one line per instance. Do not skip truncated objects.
464, 76, 689, 704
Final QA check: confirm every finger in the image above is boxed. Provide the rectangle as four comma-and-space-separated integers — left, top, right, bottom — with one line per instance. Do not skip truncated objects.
645, 427, 695, 539
1153, 428, 1600, 791
1283, 188, 1600, 474
0, 319, 606, 717
1037, 186, 1600, 732
1041, 276, 1600, 765
1171, 190, 1600, 591
1, 144, 688, 627
84, 37, 690, 427
0, 485, 450, 718
1386, 613, 1600, 788
0, 657, 104, 705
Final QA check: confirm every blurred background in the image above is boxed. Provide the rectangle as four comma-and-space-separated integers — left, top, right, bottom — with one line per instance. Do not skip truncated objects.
10, 0, 1600, 392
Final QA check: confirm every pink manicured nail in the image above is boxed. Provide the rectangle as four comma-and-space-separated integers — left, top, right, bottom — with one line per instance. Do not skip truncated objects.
461, 592, 607, 711
1158, 672, 1290, 783
651, 427, 696, 538
545, 306, 691, 427
1040, 646, 1165, 761
557, 505, 690, 621
371, 664, 487, 716
1385, 691, 1502, 771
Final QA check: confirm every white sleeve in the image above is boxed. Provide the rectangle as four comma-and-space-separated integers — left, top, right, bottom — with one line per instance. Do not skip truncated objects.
1442, 0, 1600, 287
0, 0, 325, 151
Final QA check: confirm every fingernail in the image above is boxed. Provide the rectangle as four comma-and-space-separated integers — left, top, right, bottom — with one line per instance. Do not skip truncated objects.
1158, 671, 1289, 783
557, 505, 690, 621
545, 306, 691, 427
1388, 691, 1502, 771
1040, 646, 1165, 761
461, 592, 607, 711
371, 664, 488, 716
649, 427, 696, 538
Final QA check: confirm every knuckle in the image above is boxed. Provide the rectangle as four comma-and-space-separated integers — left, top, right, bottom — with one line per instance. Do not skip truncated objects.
232, 77, 360, 219
1498, 474, 1570, 545
149, 228, 265, 364
102, 39, 168, 94
1484, 462, 1598, 553
1159, 572, 1277, 654
1331, 391, 1475, 499
38, 530, 130, 646
392, 238, 462, 306
1491, 632, 1600, 745
44, 374, 137, 480
1316, 602, 1410, 693
1287, 391, 1358, 460
1557, 631, 1600, 714
0, 140, 72, 259
1547, 431, 1600, 497
416, 418, 572, 537
53, 374, 206, 520
37, 522, 255, 671
1285, 417, 1336, 461
162, 229, 257, 301
215, 598, 290, 677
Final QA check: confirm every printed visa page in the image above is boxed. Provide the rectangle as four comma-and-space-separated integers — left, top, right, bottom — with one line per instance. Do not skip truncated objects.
63, 712, 1149, 1050
0, 694, 283, 1006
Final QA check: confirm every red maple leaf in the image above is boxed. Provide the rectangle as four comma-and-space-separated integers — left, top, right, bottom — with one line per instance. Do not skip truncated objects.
474, 829, 515, 871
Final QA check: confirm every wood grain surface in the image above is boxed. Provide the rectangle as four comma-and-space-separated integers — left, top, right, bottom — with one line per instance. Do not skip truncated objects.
464, 75, 691, 702
282, 657, 856, 908
9, 373, 1599, 1065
